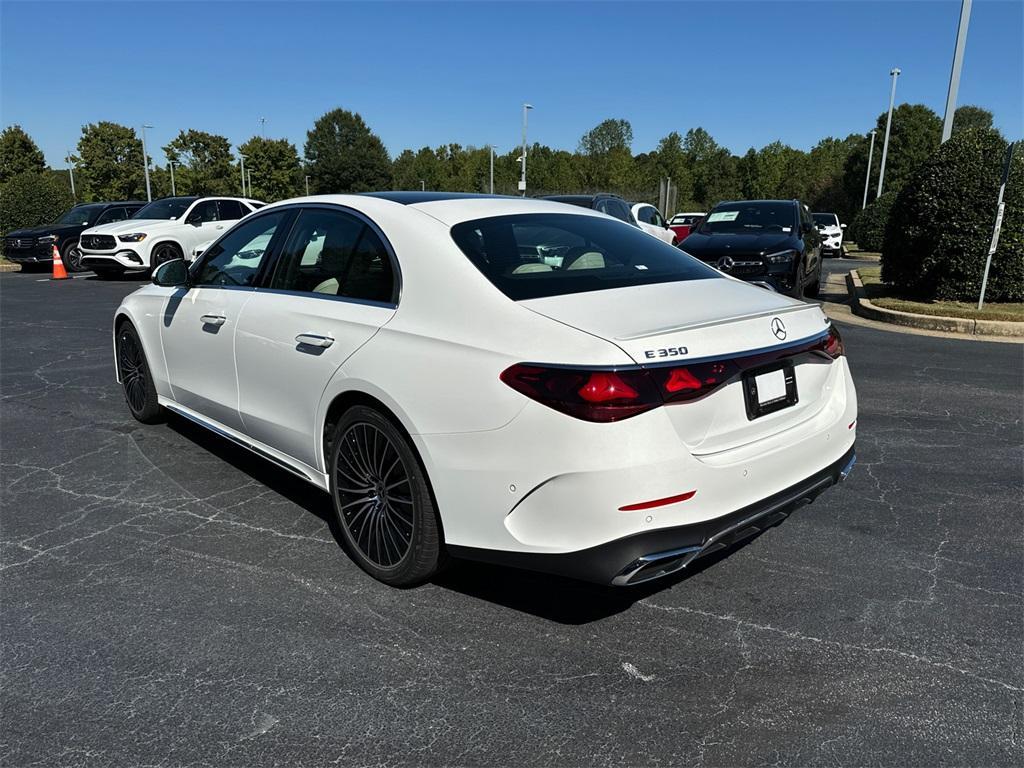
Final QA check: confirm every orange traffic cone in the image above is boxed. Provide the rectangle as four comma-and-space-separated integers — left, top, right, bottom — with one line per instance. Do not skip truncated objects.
51, 243, 68, 280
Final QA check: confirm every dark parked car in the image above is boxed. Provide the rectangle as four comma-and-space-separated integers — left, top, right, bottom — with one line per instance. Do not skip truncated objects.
541, 193, 639, 227
679, 199, 822, 297
3, 201, 145, 272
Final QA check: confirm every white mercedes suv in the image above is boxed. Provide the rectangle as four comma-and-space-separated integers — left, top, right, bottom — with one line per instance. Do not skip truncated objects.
80, 195, 263, 278
113, 193, 857, 588
813, 212, 846, 257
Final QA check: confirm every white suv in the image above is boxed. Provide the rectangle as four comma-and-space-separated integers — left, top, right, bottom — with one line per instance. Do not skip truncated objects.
813, 212, 846, 257
631, 203, 677, 245
79, 196, 263, 278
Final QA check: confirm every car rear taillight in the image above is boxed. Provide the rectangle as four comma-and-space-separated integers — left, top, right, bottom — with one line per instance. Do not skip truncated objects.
499, 365, 662, 422
502, 327, 844, 422
819, 324, 844, 359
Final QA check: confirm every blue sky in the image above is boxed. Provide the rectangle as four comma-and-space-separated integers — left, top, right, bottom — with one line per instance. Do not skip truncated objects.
1, 1, 1021, 168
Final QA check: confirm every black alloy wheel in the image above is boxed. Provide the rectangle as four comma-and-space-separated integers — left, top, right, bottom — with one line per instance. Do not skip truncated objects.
116, 324, 162, 423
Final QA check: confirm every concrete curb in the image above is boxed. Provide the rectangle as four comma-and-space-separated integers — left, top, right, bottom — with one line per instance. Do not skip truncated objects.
846, 270, 1024, 339
0, 262, 22, 273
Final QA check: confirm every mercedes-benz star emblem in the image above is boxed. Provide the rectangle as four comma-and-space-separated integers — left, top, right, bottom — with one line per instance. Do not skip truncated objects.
770, 317, 787, 340
717, 256, 734, 272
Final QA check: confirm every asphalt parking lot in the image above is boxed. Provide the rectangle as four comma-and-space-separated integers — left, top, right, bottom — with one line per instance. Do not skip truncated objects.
2, 266, 1021, 767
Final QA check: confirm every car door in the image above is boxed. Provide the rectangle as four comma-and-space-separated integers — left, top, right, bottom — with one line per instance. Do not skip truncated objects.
234, 205, 398, 468
160, 210, 290, 431
181, 199, 226, 255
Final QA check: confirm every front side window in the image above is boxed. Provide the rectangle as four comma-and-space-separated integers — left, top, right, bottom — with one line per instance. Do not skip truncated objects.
698, 202, 797, 234
269, 208, 395, 304
636, 206, 653, 225
95, 207, 128, 225
132, 197, 196, 220
650, 209, 665, 227
55, 205, 104, 226
187, 200, 219, 224
451, 213, 719, 301
191, 211, 286, 287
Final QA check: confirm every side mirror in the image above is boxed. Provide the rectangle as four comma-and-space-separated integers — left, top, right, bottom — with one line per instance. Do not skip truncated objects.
840, 223, 847, 229
152, 258, 189, 287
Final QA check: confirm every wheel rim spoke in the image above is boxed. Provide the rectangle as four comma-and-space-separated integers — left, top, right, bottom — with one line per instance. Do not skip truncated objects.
117, 333, 147, 413
334, 421, 415, 569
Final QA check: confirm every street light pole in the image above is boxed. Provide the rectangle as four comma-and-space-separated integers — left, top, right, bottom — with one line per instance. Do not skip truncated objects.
520, 103, 533, 197
141, 124, 153, 202
247, 169, 253, 198
305, 175, 310, 195
862, 130, 877, 209
169, 160, 176, 196
66, 151, 76, 202
489, 145, 494, 194
877, 68, 900, 199
941, 0, 972, 143
259, 117, 266, 138
239, 154, 247, 196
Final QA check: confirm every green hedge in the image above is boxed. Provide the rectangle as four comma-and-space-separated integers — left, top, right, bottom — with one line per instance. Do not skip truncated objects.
882, 129, 1022, 302
0, 172, 75, 247
849, 191, 896, 252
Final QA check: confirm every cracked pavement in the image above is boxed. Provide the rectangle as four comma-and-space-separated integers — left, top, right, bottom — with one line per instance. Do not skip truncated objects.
2, 270, 1021, 766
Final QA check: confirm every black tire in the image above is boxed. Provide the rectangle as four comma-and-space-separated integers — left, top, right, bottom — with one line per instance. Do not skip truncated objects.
150, 242, 182, 271
93, 267, 124, 281
806, 264, 822, 298
115, 323, 163, 424
62, 240, 86, 273
329, 405, 444, 587
789, 262, 807, 298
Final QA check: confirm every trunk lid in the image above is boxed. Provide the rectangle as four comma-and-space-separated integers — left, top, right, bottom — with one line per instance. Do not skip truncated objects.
521, 278, 837, 453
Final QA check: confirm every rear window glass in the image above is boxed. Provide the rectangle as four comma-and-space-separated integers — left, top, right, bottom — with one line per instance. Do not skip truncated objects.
450, 213, 719, 301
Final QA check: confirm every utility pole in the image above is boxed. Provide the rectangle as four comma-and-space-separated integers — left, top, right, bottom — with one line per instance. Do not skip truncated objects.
141, 124, 154, 202
489, 145, 495, 194
169, 160, 176, 196
305, 175, 310, 195
239, 154, 247, 196
877, 68, 900, 199
247, 169, 253, 198
520, 103, 533, 196
259, 117, 266, 138
862, 130, 877, 209
941, 0, 972, 143
66, 151, 76, 202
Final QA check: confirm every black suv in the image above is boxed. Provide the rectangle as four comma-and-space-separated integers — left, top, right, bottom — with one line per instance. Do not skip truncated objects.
3, 201, 146, 272
679, 199, 822, 297
541, 193, 639, 227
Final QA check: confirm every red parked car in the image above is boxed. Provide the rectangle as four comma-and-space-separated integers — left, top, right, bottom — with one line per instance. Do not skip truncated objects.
668, 212, 706, 243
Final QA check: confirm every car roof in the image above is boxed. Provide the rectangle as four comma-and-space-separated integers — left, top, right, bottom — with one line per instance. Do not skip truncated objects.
259, 193, 608, 227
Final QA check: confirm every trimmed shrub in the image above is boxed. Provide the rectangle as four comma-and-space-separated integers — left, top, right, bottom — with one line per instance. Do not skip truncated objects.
1, 172, 75, 240
882, 129, 1022, 302
849, 191, 896, 252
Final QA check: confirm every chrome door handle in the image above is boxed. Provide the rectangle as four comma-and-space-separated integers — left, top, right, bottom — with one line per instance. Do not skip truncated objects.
295, 333, 334, 348
200, 314, 226, 326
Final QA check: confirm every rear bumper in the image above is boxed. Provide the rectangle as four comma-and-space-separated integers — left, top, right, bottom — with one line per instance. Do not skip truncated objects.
448, 445, 855, 585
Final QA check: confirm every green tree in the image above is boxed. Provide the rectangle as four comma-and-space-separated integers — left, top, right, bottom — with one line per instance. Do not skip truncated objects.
883, 128, 1021, 302
76, 122, 145, 201
305, 108, 391, 193
1, 171, 74, 239
578, 118, 633, 156
684, 127, 740, 208
805, 134, 861, 218
163, 129, 235, 196
237, 136, 301, 201
0, 125, 46, 184
842, 103, 942, 208
952, 105, 995, 136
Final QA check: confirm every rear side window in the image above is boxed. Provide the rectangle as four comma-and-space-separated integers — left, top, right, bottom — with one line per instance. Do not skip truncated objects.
269, 208, 395, 304
218, 200, 248, 220
95, 207, 128, 225
451, 213, 719, 301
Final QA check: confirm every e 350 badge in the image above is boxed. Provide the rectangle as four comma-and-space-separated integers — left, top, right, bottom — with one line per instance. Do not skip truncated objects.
644, 346, 689, 359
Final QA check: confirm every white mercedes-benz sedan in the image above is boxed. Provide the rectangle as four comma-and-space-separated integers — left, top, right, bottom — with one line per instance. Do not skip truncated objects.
113, 192, 856, 587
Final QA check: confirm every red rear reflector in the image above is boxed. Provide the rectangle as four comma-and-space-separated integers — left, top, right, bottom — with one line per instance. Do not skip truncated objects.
619, 490, 697, 512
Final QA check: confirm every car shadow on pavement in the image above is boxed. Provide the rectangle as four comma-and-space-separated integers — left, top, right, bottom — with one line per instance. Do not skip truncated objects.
431, 537, 764, 625
166, 412, 770, 624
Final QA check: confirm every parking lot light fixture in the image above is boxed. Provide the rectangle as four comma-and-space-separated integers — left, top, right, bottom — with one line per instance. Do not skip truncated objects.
877, 68, 900, 199
942, 0, 972, 143
66, 151, 76, 202
305, 175, 310, 196
520, 103, 533, 196
141, 124, 154, 202
862, 130, 876, 209
169, 160, 176, 196
239, 154, 247, 197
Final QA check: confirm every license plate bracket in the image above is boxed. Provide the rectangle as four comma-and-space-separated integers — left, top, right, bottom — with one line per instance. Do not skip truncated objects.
743, 359, 798, 420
